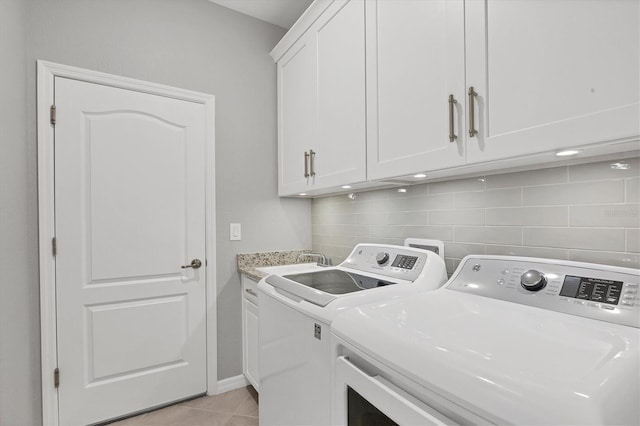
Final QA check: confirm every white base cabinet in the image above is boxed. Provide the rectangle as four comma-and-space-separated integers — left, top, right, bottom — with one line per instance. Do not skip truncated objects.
241, 276, 259, 391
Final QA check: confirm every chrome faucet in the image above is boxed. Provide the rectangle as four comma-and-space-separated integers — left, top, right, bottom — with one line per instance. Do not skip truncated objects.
297, 252, 332, 267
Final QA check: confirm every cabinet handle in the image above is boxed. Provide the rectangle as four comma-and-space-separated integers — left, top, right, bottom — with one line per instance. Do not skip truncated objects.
245, 288, 258, 297
304, 151, 310, 178
468, 87, 478, 138
448, 94, 457, 142
309, 149, 316, 177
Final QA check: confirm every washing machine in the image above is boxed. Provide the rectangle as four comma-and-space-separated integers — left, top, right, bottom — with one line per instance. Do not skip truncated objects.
258, 243, 448, 425
332, 255, 640, 425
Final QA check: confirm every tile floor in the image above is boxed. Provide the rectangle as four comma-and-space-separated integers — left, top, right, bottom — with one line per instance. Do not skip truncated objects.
109, 386, 258, 426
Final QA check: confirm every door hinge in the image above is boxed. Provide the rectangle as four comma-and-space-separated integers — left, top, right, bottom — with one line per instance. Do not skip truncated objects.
52, 237, 57, 256
50, 105, 56, 126
54, 368, 60, 388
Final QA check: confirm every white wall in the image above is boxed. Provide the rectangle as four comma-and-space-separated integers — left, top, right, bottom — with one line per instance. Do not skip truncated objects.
0, 1, 41, 424
0, 0, 311, 423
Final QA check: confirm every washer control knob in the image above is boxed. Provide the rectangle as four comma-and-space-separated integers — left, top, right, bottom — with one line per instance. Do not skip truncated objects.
376, 252, 390, 265
521, 270, 547, 292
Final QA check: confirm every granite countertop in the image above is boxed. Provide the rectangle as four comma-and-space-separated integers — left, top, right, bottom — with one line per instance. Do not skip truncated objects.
237, 249, 311, 281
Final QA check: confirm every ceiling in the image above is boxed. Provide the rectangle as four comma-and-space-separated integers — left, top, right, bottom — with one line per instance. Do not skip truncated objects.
208, 0, 314, 29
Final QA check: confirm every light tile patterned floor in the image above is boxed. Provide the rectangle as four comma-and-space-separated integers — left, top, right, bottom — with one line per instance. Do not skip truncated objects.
109, 386, 258, 426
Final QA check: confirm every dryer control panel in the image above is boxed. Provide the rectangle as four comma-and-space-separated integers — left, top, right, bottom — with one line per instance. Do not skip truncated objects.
447, 256, 639, 328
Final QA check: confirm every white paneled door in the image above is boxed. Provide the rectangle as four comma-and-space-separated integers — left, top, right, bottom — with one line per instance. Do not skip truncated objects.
54, 77, 207, 425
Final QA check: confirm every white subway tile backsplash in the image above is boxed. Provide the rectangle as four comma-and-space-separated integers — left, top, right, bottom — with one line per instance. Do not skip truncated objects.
354, 212, 401, 226
312, 157, 639, 269
523, 180, 624, 206
312, 199, 353, 215
311, 223, 331, 236
366, 197, 409, 213
627, 177, 639, 202
331, 234, 359, 247
486, 206, 568, 226
366, 237, 406, 247
312, 213, 354, 226
568, 250, 640, 269
445, 242, 486, 259
455, 226, 522, 245
354, 199, 386, 214
523, 227, 625, 251
570, 204, 640, 228
403, 225, 454, 241
455, 188, 521, 208
313, 234, 335, 246
397, 211, 430, 226
429, 209, 485, 225
330, 224, 369, 237
404, 194, 455, 211
569, 157, 640, 182
484, 167, 567, 189
369, 225, 407, 239
484, 245, 569, 260
429, 177, 485, 194
627, 229, 640, 253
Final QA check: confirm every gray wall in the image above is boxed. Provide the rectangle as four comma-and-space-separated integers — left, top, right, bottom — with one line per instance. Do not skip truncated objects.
1, 0, 312, 423
0, 1, 40, 425
313, 157, 640, 275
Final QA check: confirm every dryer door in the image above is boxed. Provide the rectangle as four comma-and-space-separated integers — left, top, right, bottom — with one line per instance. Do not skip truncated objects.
334, 356, 452, 426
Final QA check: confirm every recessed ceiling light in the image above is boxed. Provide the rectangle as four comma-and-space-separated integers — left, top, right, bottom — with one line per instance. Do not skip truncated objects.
397, 188, 407, 193
555, 150, 580, 157
414, 173, 427, 178
610, 162, 630, 170
341, 185, 352, 189
299, 193, 307, 196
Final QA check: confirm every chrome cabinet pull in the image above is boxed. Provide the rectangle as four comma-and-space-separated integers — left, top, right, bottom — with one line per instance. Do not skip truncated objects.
181, 259, 202, 269
448, 94, 457, 142
468, 87, 478, 138
309, 149, 316, 177
304, 151, 310, 178
245, 288, 258, 297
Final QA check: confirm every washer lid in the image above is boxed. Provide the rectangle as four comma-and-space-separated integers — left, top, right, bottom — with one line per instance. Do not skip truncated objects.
332, 290, 640, 425
265, 270, 396, 307
284, 270, 395, 294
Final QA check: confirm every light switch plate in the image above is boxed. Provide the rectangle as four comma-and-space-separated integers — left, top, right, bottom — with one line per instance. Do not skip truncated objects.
230, 223, 241, 241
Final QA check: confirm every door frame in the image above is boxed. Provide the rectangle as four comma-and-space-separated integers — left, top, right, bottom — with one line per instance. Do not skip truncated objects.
37, 60, 217, 425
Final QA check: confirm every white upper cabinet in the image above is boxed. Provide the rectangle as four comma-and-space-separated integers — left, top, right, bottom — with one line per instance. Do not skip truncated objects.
315, 0, 366, 188
277, 31, 317, 196
366, 0, 466, 180
273, 0, 640, 196
465, 0, 640, 164
274, 0, 366, 196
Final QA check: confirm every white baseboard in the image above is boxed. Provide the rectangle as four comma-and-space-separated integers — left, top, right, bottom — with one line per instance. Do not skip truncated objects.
214, 374, 249, 394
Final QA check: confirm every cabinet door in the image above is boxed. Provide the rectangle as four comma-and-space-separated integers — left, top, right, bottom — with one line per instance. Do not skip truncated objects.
313, 0, 367, 188
466, 0, 640, 164
366, 0, 466, 181
243, 299, 260, 390
277, 31, 317, 196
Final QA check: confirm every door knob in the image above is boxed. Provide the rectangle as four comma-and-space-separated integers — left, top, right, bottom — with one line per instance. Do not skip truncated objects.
181, 259, 202, 269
